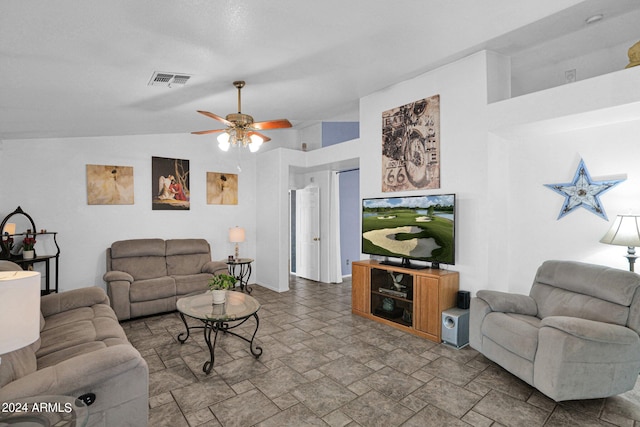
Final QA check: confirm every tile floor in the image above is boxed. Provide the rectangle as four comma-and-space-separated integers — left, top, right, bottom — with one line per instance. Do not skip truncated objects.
122, 276, 640, 427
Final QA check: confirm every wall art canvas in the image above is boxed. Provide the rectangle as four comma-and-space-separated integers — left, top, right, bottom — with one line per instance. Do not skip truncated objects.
207, 172, 238, 205
152, 156, 190, 210
86, 164, 134, 205
382, 94, 440, 192
544, 158, 625, 220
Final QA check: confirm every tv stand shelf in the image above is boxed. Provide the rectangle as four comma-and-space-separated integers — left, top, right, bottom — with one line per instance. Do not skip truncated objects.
352, 260, 459, 342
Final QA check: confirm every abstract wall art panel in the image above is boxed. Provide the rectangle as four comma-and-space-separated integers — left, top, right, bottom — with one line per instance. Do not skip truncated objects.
382, 94, 440, 192
86, 164, 134, 205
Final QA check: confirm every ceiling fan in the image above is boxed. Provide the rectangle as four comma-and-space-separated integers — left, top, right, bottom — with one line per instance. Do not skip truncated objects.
192, 81, 292, 152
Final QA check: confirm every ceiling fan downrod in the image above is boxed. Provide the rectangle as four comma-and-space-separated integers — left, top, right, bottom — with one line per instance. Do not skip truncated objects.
234, 80, 245, 114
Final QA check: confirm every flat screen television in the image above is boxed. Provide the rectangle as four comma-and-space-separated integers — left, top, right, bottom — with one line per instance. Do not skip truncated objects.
362, 194, 455, 269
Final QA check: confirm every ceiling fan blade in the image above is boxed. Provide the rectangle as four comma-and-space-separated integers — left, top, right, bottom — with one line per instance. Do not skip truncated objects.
196, 110, 233, 126
250, 119, 292, 130
248, 131, 271, 142
191, 129, 225, 135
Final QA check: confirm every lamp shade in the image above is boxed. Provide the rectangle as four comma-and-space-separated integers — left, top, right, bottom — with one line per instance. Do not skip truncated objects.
248, 134, 263, 152
3, 223, 16, 235
0, 271, 41, 355
217, 133, 231, 152
600, 215, 640, 247
229, 226, 245, 243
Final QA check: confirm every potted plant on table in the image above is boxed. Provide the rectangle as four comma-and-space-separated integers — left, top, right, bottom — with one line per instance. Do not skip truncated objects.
208, 273, 237, 304
22, 236, 36, 260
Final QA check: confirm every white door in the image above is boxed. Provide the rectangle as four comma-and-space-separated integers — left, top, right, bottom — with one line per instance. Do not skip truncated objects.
296, 186, 320, 281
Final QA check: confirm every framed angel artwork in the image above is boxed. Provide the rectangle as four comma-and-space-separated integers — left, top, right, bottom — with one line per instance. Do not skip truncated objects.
152, 156, 190, 210
207, 172, 238, 205
86, 164, 134, 205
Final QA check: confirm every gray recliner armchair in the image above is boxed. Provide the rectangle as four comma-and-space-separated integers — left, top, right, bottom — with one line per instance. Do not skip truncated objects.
470, 260, 640, 401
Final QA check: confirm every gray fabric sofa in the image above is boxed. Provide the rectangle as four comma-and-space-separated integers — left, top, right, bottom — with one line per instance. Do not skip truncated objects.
0, 284, 149, 427
470, 260, 640, 401
103, 238, 228, 320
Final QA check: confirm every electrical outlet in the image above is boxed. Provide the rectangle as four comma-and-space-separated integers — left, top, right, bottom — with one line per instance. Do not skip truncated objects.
565, 69, 576, 83
346, 259, 350, 265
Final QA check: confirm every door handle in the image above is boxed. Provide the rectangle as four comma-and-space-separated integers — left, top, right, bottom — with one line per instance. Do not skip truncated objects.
313, 237, 320, 241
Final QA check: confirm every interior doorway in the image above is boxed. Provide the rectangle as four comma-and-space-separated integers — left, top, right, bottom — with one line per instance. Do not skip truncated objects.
295, 185, 321, 281
289, 167, 360, 283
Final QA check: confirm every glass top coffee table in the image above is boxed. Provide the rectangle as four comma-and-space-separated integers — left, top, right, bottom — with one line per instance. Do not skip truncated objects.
176, 291, 262, 374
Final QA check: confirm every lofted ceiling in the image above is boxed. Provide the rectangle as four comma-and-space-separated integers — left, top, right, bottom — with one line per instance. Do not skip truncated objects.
1, 0, 638, 141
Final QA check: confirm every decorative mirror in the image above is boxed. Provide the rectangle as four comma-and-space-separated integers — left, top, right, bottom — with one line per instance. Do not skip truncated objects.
1, 206, 37, 259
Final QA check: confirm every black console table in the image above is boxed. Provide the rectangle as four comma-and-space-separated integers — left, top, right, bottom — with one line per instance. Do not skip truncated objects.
1, 207, 61, 294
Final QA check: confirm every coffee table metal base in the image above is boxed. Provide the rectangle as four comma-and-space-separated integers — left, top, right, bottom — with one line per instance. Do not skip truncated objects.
177, 312, 263, 374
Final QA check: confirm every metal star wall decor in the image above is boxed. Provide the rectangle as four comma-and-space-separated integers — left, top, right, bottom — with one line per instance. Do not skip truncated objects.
544, 158, 625, 220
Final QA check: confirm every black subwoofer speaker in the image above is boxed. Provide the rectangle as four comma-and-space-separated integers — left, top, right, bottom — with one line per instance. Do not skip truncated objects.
457, 290, 470, 309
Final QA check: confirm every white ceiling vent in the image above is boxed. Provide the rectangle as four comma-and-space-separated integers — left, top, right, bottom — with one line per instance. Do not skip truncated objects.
148, 71, 192, 87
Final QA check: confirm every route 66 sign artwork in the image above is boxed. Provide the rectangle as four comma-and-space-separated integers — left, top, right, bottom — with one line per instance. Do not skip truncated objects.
382, 94, 440, 192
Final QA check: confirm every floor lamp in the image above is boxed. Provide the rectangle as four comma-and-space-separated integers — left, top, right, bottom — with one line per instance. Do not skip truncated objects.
600, 215, 640, 272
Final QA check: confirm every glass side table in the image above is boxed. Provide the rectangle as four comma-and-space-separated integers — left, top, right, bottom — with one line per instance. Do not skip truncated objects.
176, 290, 262, 374
226, 257, 254, 293
0, 394, 88, 426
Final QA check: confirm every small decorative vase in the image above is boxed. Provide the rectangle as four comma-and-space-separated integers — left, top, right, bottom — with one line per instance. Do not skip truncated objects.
211, 289, 226, 305
23, 250, 35, 260
382, 297, 395, 312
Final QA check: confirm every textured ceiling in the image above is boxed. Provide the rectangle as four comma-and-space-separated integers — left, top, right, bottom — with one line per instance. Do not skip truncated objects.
1, 0, 638, 141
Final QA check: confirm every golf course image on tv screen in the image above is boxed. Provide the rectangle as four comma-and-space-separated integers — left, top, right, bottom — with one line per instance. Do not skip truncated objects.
362, 194, 455, 265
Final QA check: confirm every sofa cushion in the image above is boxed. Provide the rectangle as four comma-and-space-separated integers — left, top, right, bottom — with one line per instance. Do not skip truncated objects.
166, 239, 211, 276
166, 238, 210, 256
531, 283, 630, 327
534, 260, 640, 306
110, 238, 168, 280
110, 238, 166, 259
0, 339, 40, 388
111, 256, 168, 281
174, 273, 213, 296
482, 312, 541, 362
37, 304, 128, 368
129, 276, 176, 303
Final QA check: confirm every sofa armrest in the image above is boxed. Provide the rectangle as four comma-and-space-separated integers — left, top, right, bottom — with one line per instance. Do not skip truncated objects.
202, 261, 228, 275
103, 270, 134, 283
40, 287, 109, 317
475, 290, 538, 316
0, 345, 147, 401
541, 316, 639, 345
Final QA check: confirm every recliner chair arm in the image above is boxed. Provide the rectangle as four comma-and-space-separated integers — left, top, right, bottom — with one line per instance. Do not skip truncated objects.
202, 261, 228, 275
0, 345, 147, 401
475, 290, 538, 316
541, 316, 639, 345
103, 270, 134, 283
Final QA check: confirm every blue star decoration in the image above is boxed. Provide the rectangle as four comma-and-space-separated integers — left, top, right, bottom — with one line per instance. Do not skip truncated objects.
544, 159, 625, 220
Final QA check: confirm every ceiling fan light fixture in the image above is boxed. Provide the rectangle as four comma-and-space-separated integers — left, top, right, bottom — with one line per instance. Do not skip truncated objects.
193, 81, 292, 153
248, 134, 263, 152
217, 132, 231, 151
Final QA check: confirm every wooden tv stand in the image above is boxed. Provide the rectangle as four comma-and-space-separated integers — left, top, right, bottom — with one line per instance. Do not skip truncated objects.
352, 260, 459, 343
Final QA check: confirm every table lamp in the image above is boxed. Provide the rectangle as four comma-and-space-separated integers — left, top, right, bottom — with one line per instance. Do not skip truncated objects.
600, 215, 640, 272
0, 271, 41, 363
229, 226, 245, 260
